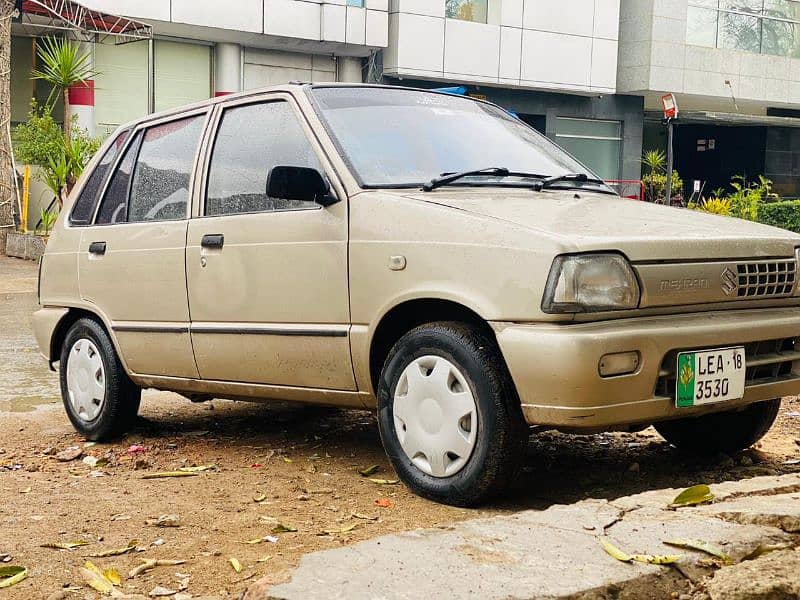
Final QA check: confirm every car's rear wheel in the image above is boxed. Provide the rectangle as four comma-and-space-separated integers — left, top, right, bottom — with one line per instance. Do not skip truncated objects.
377, 321, 527, 506
654, 399, 781, 454
59, 318, 141, 441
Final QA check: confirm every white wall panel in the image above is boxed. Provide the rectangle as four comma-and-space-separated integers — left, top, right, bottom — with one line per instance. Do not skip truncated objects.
389, 0, 445, 18
366, 10, 390, 47
500, 0, 524, 27
389, 12, 445, 72
593, 0, 620, 39
444, 20, 499, 78
523, 0, 594, 37
264, 0, 321, 40
590, 39, 618, 88
367, 0, 389, 10
521, 30, 591, 86
346, 6, 367, 45
322, 3, 346, 42
172, 0, 263, 33
499, 26, 522, 80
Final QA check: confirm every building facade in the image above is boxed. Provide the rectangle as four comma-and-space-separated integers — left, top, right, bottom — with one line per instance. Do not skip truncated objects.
618, 0, 800, 197
381, 0, 643, 183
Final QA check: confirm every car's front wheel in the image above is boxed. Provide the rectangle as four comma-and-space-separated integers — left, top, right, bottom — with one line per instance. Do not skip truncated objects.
377, 322, 527, 506
59, 318, 141, 441
654, 398, 781, 454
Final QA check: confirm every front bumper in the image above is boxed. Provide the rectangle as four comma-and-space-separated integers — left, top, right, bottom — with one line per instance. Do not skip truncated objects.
494, 307, 800, 430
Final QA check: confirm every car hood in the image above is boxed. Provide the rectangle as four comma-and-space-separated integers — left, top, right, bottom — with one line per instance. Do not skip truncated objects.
393, 188, 800, 261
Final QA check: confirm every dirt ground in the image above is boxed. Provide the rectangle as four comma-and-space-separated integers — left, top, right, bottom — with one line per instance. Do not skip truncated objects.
1, 256, 799, 599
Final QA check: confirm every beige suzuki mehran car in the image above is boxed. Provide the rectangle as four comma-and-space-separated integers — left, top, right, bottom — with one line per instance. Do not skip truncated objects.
34, 84, 800, 506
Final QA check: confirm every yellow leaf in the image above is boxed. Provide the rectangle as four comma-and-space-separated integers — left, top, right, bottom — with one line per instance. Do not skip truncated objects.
664, 539, 732, 564
631, 553, 683, 565
81, 561, 116, 594
253, 493, 267, 503
0, 567, 27, 589
89, 540, 138, 558
229, 557, 242, 573
282, 457, 293, 463
368, 478, 399, 485
257, 555, 273, 563
359, 465, 380, 477
141, 471, 199, 479
600, 538, 631, 562
103, 569, 121, 586
41, 540, 90, 550
178, 465, 216, 473
670, 484, 714, 508
272, 522, 297, 533
321, 523, 358, 535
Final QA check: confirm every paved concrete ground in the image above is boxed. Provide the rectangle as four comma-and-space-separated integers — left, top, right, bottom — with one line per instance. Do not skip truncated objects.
258, 475, 800, 600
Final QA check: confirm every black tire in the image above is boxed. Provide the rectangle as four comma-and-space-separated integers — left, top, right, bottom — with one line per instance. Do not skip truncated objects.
59, 317, 141, 441
654, 399, 781, 454
377, 321, 527, 506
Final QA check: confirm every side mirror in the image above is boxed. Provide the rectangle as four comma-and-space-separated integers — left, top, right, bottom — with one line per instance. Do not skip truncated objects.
266, 166, 339, 207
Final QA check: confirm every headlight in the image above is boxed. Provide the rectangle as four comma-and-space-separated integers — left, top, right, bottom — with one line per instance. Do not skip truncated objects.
542, 253, 640, 313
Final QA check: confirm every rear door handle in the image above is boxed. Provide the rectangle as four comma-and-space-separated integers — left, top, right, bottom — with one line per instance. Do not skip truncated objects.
88, 241, 106, 255
201, 234, 224, 249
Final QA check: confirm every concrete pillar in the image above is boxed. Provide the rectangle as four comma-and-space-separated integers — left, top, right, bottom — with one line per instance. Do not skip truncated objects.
67, 42, 95, 137
337, 56, 363, 83
214, 43, 242, 96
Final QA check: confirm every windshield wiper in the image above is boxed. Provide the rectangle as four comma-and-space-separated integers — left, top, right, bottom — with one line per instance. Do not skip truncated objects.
533, 173, 611, 192
423, 167, 510, 192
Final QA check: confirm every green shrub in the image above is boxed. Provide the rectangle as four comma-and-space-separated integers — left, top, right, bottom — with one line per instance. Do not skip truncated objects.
758, 200, 800, 233
13, 100, 63, 166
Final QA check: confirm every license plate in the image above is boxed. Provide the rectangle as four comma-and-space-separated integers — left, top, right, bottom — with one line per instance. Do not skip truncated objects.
676, 347, 746, 408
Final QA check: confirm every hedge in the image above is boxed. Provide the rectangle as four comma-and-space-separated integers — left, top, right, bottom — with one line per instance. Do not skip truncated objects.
758, 200, 800, 234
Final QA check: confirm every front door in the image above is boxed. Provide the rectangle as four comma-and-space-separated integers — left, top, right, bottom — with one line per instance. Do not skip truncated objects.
79, 111, 209, 378
185, 96, 355, 390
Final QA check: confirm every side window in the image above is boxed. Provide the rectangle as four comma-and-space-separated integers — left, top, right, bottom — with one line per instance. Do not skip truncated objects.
206, 101, 324, 217
128, 116, 205, 223
96, 132, 142, 225
70, 129, 129, 225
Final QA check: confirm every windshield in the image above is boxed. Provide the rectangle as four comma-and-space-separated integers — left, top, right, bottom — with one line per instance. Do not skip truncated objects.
308, 86, 599, 188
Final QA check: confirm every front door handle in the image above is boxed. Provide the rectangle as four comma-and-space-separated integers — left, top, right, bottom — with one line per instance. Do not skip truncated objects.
201, 234, 224, 249
88, 241, 106, 255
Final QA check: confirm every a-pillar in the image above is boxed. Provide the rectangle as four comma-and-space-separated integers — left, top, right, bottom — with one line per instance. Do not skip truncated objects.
214, 43, 242, 97
67, 41, 95, 137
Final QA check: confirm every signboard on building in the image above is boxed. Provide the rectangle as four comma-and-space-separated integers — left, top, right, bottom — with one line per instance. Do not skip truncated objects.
662, 93, 679, 119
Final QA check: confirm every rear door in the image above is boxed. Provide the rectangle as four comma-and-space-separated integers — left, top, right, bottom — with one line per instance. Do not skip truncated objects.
78, 110, 209, 378
185, 94, 355, 390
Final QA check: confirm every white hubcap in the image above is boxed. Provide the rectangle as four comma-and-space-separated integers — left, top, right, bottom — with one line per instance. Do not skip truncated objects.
66, 339, 106, 422
393, 355, 478, 478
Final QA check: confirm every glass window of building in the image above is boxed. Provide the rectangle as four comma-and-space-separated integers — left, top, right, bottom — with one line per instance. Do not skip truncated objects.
346, 0, 365, 5
446, 0, 488, 23
553, 118, 622, 182
687, 0, 800, 58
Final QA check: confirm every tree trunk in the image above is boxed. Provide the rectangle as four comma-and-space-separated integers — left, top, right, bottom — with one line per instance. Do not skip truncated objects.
0, 1, 15, 252
63, 87, 70, 145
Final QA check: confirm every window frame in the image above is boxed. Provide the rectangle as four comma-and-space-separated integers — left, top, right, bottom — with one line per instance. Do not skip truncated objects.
90, 107, 211, 226
66, 125, 130, 228
196, 92, 337, 219
445, 0, 489, 24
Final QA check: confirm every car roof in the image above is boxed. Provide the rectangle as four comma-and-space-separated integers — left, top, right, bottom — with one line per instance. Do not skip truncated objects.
113, 83, 491, 132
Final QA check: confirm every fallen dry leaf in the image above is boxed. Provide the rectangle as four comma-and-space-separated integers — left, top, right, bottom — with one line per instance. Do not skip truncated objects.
669, 484, 714, 508
0, 566, 27, 589
89, 540, 138, 558
664, 538, 732, 564
369, 478, 399, 485
41, 540, 90, 551
229, 557, 242, 573
358, 465, 380, 477
141, 471, 199, 480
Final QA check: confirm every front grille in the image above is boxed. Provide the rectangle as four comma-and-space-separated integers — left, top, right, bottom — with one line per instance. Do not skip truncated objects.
656, 337, 800, 400
736, 259, 797, 298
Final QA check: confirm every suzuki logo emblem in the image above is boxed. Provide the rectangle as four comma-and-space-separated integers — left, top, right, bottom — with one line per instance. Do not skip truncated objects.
721, 267, 738, 296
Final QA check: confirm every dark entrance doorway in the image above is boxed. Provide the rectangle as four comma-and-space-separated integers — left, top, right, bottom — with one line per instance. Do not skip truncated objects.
673, 124, 766, 197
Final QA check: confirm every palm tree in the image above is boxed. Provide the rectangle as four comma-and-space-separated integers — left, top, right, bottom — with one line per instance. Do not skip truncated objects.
0, 1, 15, 248
31, 36, 96, 145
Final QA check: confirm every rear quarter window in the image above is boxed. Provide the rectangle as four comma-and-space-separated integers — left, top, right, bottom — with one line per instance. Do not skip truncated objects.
69, 130, 129, 225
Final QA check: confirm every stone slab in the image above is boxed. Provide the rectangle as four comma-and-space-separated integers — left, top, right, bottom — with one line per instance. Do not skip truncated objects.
260, 476, 800, 600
